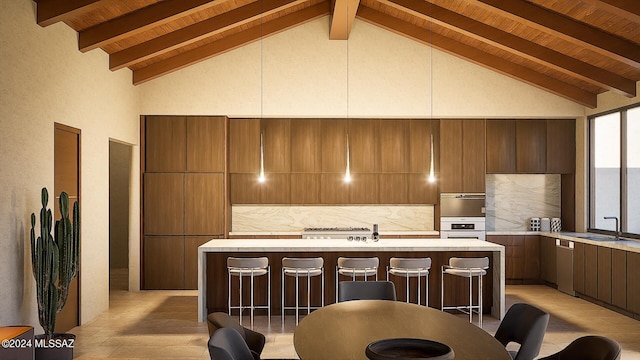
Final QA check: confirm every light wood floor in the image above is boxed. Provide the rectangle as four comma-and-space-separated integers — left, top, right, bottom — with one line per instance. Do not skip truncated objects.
71, 283, 640, 359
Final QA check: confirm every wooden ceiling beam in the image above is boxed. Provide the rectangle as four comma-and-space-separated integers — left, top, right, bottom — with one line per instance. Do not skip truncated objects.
37, 0, 104, 27
110, 0, 306, 71
356, 5, 597, 108
330, 0, 361, 39
472, 0, 640, 68
381, 0, 636, 97
78, 0, 221, 53
133, 2, 331, 85
584, 0, 640, 20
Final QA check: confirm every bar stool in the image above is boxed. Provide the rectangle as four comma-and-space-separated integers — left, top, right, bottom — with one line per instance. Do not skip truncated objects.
335, 257, 379, 302
281, 257, 325, 326
441, 257, 489, 327
386, 257, 431, 306
227, 257, 271, 327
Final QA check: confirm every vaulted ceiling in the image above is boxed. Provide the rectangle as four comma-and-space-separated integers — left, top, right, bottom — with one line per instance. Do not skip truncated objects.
35, 0, 640, 108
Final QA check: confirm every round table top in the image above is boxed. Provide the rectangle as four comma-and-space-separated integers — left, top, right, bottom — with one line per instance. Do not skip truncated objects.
293, 300, 511, 360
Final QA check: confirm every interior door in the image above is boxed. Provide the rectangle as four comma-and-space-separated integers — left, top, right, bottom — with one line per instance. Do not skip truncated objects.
54, 123, 81, 332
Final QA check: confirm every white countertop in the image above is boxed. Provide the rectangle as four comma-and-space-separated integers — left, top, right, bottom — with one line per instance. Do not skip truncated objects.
486, 231, 640, 253
199, 238, 504, 252
229, 231, 440, 236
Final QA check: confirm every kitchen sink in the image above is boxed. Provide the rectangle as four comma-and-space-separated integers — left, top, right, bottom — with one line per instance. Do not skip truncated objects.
571, 234, 627, 242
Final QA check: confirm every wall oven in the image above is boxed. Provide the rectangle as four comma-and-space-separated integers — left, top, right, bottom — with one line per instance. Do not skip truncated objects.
440, 193, 486, 240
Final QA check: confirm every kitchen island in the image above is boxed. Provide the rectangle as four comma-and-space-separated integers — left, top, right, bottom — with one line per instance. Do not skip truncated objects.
198, 238, 505, 321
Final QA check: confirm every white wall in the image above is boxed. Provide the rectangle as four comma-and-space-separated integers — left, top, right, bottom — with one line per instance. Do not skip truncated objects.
0, 0, 140, 329
139, 17, 586, 118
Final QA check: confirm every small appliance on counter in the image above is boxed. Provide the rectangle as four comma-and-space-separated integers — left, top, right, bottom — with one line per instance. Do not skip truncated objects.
302, 227, 372, 241
440, 193, 486, 240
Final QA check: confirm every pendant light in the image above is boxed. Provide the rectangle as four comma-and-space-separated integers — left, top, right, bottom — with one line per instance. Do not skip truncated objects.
428, 132, 435, 183
258, 132, 265, 183
344, 134, 351, 183
343, 7, 351, 184
427, 5, 436, 184
257, 4, 265, 184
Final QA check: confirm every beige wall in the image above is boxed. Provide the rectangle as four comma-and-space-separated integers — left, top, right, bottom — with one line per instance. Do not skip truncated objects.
0, 0, 140, 329
139, 18, 585, 118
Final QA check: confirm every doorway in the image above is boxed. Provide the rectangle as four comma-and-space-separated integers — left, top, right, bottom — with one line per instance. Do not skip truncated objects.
109, 140, 132, 291
54, 123, 81, 333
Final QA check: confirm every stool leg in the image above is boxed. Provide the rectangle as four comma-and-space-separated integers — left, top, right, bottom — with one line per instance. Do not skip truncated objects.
479, 274, 483, 328
440, 267, 444, 312
469, 275, 473, 323
307, 271, 311, 318
321, 268, 325, 307
406, 274, 409, 303
295, 270, 300, 325
281, 269, 285, 327
268, 267, 271, 326
418, 273, 421, 306
228, 270, 232, 316
239, 274, 243, 325
425, 272, 429, 307
250, 271, 255, 328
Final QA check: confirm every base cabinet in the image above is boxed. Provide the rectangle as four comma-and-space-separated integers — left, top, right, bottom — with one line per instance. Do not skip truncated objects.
540, 236, 556, 285
487, 235, 540, 283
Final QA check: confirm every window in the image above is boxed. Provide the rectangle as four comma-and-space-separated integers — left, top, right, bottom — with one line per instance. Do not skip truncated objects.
589, 104, 639, 237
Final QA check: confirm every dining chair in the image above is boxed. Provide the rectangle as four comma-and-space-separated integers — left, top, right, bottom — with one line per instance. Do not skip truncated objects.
337, 281, 397, 302
207, 312, 265, 360
538, 335, 621, 360
208, 327, 257, 360
494, 303, 550, 360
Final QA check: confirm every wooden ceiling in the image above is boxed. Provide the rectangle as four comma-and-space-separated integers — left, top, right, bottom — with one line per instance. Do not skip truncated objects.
35, 0, 640, 108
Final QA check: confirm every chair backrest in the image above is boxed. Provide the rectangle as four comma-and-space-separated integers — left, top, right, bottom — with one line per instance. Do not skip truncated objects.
207, 312, 265, 356
494, 303, 550, 360
337, 257, 379, 270
338, 281, 397, 302
449, 257, 489, 269
538, 335, 621, 360
282, 257, 324, 269
208, 328, 255, 360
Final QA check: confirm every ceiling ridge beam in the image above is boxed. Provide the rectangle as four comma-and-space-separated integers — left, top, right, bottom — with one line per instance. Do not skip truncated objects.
356, 5, 597, 108
330, 0, 361, 40
133, 2, 331, 85
110, 0, 307, 71
78, 0, 221, 53
37, 0, 104, 27
471, 0, 640, 68
381, 0, 636, 97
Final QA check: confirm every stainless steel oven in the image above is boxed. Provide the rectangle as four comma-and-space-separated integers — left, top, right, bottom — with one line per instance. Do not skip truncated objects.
440, 193, 486, 240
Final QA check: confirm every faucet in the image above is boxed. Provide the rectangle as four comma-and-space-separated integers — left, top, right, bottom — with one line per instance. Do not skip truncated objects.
603, 216, 620, 240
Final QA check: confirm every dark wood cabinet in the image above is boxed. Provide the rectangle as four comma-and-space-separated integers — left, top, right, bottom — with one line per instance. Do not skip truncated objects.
320, 173, 350, 204
597, 246, 612, 303
379, 120, 409, 173
290, 174, 320, 204
516, 120, 546, 173
573, 242, 585, 294
379, 174, 408, 204
186, 116, 225, 172
408, 120, 435, 173
628, 251, 640, 314
229, 119, 260, 173
546, 120, 575, 174
611, 249, 627, 309
486, 120, 516, 173
145, 116, 186, 172
487, 235, 540, 283
185, 236, 216, 289
291, 120, 321, 173
143, 115, 227, 289
407, 174, 438, 204
440, 120, 485, 192
229, 173, 261, 204
523, 235, 541, 280
349, 119, 379, 173
349, 173, 379, 204
321, 120, 347, 173
143, 236, 184, 289
261, 119, 290, 173
540, 236, 557, 285
584, 243, 598, 299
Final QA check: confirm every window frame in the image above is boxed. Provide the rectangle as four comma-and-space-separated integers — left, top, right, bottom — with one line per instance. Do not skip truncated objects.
588, 103, 640, 239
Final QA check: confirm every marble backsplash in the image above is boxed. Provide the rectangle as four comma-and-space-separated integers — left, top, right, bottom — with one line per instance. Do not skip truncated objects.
486, 174, 561, 231
232, 205, 434, 232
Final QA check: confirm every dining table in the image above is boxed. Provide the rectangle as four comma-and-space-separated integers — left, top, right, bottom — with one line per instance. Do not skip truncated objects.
293, 300, 511, 360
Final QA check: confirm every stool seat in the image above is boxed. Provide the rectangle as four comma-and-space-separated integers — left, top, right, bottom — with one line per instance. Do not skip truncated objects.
227, 256, 271, 328
387, 257, 431, 305
443, 268, 487, 277
281, 257, 324, 325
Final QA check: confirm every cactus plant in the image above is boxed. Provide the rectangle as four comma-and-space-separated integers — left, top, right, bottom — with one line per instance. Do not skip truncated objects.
30, 187, 80, 341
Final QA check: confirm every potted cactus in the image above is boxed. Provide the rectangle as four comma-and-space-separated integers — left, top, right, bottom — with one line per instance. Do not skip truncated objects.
30, 187, 79, 360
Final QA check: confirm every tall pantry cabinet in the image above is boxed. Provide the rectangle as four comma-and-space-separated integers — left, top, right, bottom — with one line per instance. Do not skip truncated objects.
142, 116, 227, 289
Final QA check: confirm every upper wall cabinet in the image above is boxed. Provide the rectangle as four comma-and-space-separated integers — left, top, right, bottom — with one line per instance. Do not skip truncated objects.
186, 116, 225, 172
379, 120, 409, 173
440, 119, 485, 193
145, 116, 187, 172
229, 119, 260, 173
291, 120, 321, 173
262, 119, 291, 173
547, 119, 576, 174
516, 120, 546, 173
486, 119, 574, 174
486, 120, 516, 173
349, 119, 379, 173
321, 120, 348, 173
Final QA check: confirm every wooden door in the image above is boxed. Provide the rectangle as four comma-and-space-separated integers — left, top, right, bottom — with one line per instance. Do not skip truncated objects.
379, 119, 408, 173
145, 116, 186, 172
573, 242, 585, 293
348, 119, 378, 173
462, 120, 486, 192
546, 119, 575, 174
597, 247, 611, 303
261, 119, 290, 173
185, 174, 224, 235
611, 249, 626, 309
186, 116, 225, 172
584, 244, 598, 298
439, 120, 463, 193
291, 120, 321, 173
229, 119, 260, 173
54, 123, 80, 333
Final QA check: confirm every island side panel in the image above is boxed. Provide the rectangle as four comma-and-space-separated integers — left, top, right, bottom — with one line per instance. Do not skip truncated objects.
205, 251, 495, 316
